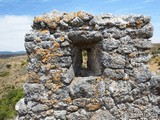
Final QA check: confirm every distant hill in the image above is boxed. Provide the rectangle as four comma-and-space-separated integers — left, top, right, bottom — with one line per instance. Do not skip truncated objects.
0, 51, 26, 55
0, 51, 26, 58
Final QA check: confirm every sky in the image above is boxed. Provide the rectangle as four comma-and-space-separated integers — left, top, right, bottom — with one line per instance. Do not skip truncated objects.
0, 0, 159, 51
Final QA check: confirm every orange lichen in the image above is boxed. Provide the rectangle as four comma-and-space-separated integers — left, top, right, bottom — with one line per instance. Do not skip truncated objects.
42, 58, 48, 63
52, 83, 62, 92
35, 37, 41, 43
129, 52, 136, 58
55, 17, 61, 23
53, 42, 60, 51
55, 52, 63, 57
86, 102, 101, 111
38, 30, 49, 34
34, 16, 43, 23
85, 99, 101, 111
43, 18, 51, 24
34, 48, 55, 63
77, 11, 85, 19
63, 12, 77, 23
50, 37, 55, 41
63, 97, 72, 104
60, 37, 65, 41
49, 22, 57, 29
40, 99, 58, 104
136, 20, 143, 28
96, 77, 103, 81
52, 71, 61, 82
45, 82, 62, 92
77, 11, 91, 20
51, 15, 61, 23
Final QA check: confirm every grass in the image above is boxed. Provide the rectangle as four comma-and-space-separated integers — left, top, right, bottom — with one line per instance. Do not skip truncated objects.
0, 87, 24, 120
0, 71, 9, 77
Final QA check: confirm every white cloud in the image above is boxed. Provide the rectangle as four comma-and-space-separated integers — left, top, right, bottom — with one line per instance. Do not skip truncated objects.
0, 15, 33, 51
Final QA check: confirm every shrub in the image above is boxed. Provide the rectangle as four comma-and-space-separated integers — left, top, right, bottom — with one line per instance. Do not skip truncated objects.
0, 88, 24, 119
6, 64, 11, 69
21, 60, 28, 66
0, 71, 9, 77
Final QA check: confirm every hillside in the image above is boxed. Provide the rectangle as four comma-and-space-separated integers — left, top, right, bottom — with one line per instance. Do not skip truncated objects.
0, 55, 27, 98
0, 51, 26, 58
0, 55, 28, 119
148, 43, 160, 74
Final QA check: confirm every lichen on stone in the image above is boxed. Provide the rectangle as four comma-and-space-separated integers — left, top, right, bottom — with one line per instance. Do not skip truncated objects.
16, 10, 160, 120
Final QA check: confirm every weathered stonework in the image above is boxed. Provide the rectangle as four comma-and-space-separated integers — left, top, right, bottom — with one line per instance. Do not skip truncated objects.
16, 11, 160, 120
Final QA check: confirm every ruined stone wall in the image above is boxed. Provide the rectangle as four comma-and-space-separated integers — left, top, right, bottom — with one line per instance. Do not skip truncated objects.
16, 11, 160, 120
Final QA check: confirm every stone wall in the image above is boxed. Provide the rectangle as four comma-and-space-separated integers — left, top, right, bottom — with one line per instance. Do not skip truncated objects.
16, 11, 160, 120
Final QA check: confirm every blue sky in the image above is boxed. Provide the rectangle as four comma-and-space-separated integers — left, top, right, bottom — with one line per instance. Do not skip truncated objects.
0, 0, 159, 51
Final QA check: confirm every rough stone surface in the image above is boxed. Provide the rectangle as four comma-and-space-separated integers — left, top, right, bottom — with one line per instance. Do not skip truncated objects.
90, 109, 116, 120
16, 10, 160, 120
15, 98, 27, 116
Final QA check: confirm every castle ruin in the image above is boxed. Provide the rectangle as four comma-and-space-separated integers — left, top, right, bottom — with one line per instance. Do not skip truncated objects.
15, 11, 160, 120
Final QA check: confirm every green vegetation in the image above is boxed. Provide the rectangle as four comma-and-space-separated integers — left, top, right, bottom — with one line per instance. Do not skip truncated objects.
21, 60, 28, 66
0, 71, 9, 77
0, 88, 24, 120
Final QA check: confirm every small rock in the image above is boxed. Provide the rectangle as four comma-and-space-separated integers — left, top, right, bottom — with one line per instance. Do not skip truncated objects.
44, 116, 56, 120
61, 41, 70, 47
71, 17, 83, 26
102, 97, 115, 109
86, 102, 101, 111
66, 109, 90, 120
90, 109, 116, 120
69, 77, 105, 98
102, 52, 126, 69
32, 104, 49, 112
67, 105, 78, 112
54, 110, 67, 120
77, 11, 93, 21
102, 38, 120, 51
61, 66, 75, 84
60, 20, 68, 27
103, 68, 124, 80
15, 98, 27, 115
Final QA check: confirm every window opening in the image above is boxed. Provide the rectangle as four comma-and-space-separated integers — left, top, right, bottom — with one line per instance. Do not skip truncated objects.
81, 50, 88, 69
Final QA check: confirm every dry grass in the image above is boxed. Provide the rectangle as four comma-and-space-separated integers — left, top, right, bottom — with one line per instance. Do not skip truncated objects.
0, 55, 28, 98
148, 56, 160, 74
